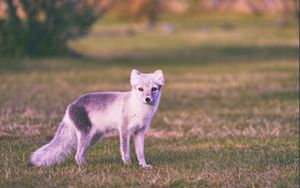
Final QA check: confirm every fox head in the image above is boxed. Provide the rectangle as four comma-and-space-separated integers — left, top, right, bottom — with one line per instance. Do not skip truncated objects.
130, 69, 165, 105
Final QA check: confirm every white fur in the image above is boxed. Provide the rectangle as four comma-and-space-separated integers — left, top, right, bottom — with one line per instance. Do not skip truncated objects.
89, 96, 123, 132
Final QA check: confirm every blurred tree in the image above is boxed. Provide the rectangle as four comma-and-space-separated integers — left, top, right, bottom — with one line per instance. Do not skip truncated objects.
185, 0, 204, 14
182, 0, 299, 17
0, 0, 108, 56
112, 0, 161, 26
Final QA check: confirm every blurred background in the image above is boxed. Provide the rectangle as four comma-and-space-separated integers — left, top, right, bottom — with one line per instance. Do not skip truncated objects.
0, 0, 298, 56
0, 1, 299, 187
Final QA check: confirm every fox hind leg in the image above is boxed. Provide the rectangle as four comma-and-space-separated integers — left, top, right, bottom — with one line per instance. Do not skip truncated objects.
68, 104, 94, 165
75, 132, 103, 166
75, 133, 90, 165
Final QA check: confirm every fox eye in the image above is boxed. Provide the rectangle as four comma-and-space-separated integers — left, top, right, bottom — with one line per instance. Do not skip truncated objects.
138, 87, 143, 91
151, 87, 158, 92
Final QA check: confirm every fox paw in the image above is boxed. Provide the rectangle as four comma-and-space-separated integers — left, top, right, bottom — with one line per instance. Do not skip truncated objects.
76, 158, 87, 166
122, 159, 131, 165
140, 164, 153, 169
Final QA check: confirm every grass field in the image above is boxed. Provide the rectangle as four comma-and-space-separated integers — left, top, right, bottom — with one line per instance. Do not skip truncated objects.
0, 15, 299, 187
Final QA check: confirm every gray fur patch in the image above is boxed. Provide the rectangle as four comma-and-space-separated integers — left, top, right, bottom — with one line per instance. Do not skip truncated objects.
68, 104, 91, 133
90, 132, 103, 145
75, 93, 118, 111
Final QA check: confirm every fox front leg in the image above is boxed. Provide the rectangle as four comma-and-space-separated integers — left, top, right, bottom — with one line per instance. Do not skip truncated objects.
134, 128, 153, 169
120, 127, 131, 164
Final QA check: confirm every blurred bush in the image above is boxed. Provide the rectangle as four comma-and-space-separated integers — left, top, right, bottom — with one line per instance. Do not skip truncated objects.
0, 0, 108, 56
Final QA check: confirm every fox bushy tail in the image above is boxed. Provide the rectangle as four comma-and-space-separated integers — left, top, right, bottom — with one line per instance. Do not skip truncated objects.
30, 122, 76, 167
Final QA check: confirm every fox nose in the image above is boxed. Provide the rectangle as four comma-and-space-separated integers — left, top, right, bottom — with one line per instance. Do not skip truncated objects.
145, 97, 151, 103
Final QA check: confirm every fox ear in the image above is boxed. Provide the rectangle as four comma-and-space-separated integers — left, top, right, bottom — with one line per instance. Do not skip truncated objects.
130, 69, 141, 86
154, 70, 165, 85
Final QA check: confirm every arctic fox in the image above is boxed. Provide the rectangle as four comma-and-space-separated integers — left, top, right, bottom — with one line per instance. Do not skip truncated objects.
30, 69, 164, 169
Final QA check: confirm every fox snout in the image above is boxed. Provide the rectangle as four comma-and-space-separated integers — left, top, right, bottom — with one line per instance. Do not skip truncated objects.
145, 97, 152, 104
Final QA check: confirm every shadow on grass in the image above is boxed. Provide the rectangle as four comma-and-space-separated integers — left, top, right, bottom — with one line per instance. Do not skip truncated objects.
0, 44, 298, 72
90, 45, 298, 65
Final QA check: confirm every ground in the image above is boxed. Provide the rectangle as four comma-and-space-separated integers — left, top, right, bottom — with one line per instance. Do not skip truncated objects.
0, 15, 299, 187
